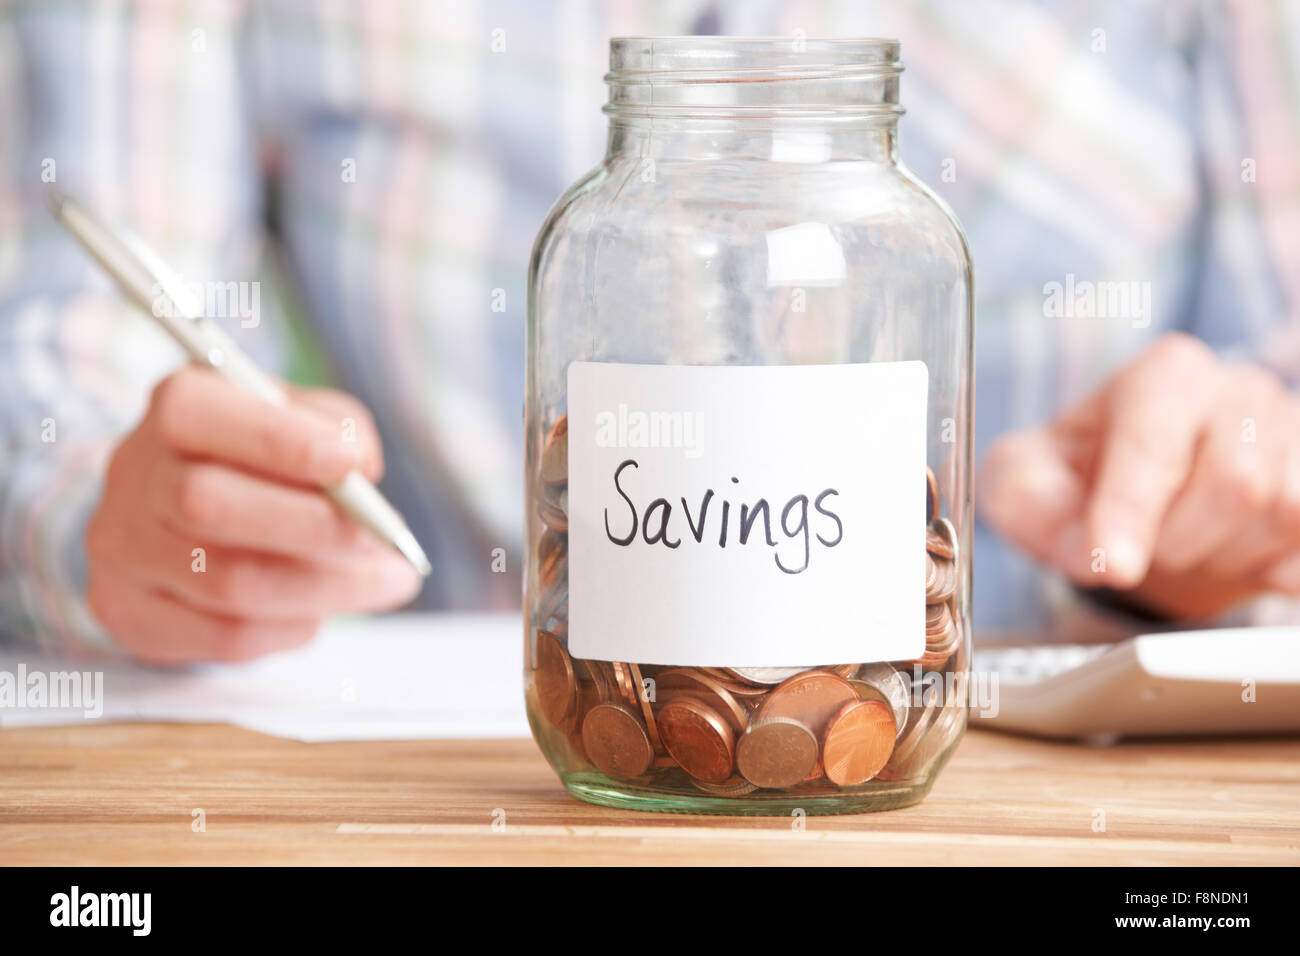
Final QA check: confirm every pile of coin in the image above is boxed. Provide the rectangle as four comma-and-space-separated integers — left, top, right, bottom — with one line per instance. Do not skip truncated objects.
530, 415, 965, 793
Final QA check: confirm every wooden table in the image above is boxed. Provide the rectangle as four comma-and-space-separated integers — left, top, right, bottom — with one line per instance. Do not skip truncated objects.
1, 723, 1296, 865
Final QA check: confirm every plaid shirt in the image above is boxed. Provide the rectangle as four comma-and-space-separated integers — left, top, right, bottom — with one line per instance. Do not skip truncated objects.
2, 0, 1298, 654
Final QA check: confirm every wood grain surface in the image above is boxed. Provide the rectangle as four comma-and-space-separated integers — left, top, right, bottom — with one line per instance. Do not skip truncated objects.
1, 723, 1296, 865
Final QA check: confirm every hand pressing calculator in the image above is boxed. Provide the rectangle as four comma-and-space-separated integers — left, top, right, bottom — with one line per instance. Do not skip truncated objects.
972, 627, 1300, 743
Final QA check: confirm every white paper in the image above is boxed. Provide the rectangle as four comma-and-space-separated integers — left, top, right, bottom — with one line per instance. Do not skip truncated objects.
567, 361, 928, 666
0, 613, 530, 741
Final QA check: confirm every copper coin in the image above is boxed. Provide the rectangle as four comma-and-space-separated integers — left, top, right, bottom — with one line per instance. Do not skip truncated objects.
581, 702, 654, 780
926, 556, 955, 604
530, 629, 577, 728
564, 677, 605, 737
919, 615, 961, 667
926, 466, 939, 523
611, 661, 642, 711
540, 416, 568, 485
655, 668, 750, 733
822, 698, 896, 787
924, 552, 938, 593
692, 774, 759, 796
582, 659, 617, 703
848, 662, 910, 738
627, 663, 663, 753
926, 600, 953, 636
736, 716, 820, 789
699, 667, 737, 682
757, 670, 858, 736
932, 516, 958, 562
657, 696, 736, 784
925, 525, 952, 560
709, 680, 770, 700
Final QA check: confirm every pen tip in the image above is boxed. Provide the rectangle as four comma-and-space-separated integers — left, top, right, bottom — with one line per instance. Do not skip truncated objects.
393, 530, 433, 578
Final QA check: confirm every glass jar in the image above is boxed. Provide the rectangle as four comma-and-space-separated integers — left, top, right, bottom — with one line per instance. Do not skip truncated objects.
525, 37, 972, 815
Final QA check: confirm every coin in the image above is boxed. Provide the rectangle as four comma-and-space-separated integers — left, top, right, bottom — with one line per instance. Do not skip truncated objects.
531, 629, 577, 728
921, 616, 962, 667
848, 662, 910, 738
657, 695, 736, 784
581, 702, 654, 779
880, 689, 942, 780
925, 525, 952, 560
926, 555, 955, 604
926, 600, 953, 636
699, 667, 738, 682
655, 667, 750, 733
822, 698, 896, 787
727, 666, 812, 685
926, 466, 939, 523
627, 662, 663, 753
611, 662, 645, 716
692, 775, 759, 796
757, 670, 858, 737
736, 716, 820, 789
540, 416, 568, 485
584, 659, 619, 702
881, 698, 963, 780
930, 516, 957, 563
565, 677, 605, 736
708, 679, 771, 699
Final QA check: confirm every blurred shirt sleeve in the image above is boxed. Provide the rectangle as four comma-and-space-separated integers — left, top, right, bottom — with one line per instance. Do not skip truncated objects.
0, 1, 278, 654
1186, 0, 1300, 384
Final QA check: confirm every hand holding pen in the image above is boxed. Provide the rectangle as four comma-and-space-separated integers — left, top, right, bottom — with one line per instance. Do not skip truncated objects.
51, 191, 430, 664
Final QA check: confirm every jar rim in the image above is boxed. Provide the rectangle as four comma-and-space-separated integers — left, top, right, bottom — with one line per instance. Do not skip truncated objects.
608, 36, 902, 75
605, 36, 904, 119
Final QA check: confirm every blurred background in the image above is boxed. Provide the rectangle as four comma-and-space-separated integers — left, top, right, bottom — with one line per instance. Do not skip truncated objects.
1, 0, 1298, 656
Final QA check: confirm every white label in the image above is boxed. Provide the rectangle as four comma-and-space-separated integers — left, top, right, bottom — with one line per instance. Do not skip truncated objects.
567, 361, 927, 667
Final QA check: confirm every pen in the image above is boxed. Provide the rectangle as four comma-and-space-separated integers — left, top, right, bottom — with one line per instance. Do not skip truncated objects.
48, 188, 433, 578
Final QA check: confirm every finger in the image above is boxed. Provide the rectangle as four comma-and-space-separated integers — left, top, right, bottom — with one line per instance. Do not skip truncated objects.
149, 454, 388, 561
1152, 367, 1283, 573
87, 569, 320, 665
146, 366, 364, 485
1084, 334, 1222, 586
288, 386, 385, 482
1194, 400, 1300, 578
977, 427, 1087, 563
105, 517, 422, 619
